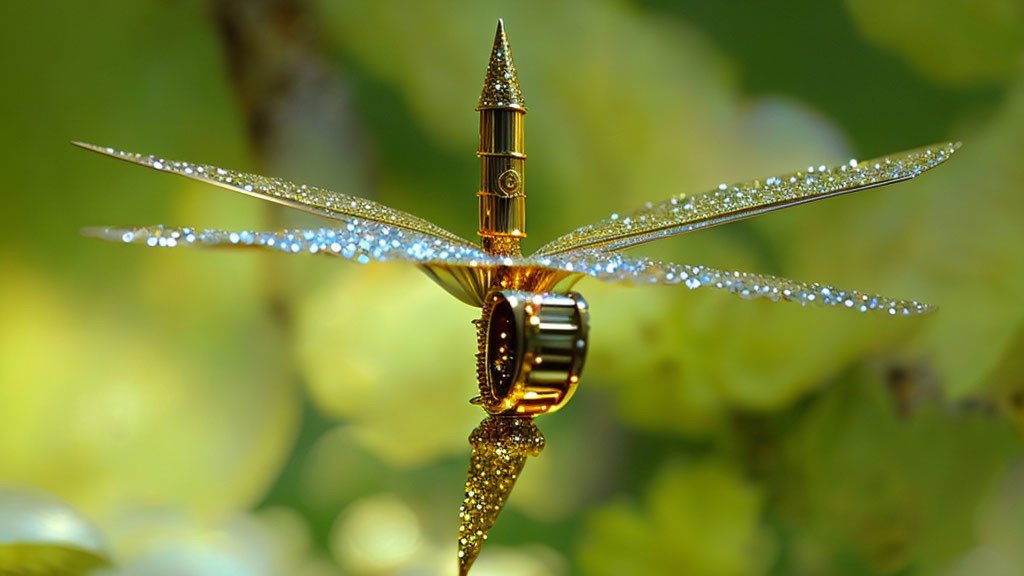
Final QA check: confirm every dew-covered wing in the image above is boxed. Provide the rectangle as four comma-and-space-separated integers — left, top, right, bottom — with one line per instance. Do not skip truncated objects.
84, 223, 498, 267
73, 142, 476, 248
527, 250, 934, 316
535, 142, 959, 255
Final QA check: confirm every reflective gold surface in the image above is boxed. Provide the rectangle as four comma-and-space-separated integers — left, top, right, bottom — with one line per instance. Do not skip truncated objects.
476, 19, 525, 110
457, 416, 544, 576
474, 290, 589, 416
477, 20, 527, 255
420, 263, 582, 307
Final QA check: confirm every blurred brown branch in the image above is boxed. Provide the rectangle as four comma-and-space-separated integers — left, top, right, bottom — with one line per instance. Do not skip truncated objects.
210, 0, 368, 179
209, 0, 371, 330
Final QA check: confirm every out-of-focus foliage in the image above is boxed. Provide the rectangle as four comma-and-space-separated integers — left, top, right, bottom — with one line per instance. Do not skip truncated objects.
0, 260, 298, 523
579, 462, 773, 576
774, 371, 1020, 574
95, 507, 337, 576
296, 265, 480, 467
844, 0, 1024, 86
946, 461, 1024, 575
0, 0, 1022, 574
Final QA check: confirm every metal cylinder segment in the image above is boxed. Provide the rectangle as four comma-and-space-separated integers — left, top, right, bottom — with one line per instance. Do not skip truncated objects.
478, 108, 527, 253
478, 108, 525, 154
477, 290, 590, 416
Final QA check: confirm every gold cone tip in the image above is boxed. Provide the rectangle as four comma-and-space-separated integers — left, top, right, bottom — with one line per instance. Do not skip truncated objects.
478, 19, 525, 110
457, 415, 544, 575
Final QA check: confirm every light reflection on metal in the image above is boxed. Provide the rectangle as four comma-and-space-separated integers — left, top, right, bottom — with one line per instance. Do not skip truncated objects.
78, 17, 959, 575
477, 20, 527, 256
475, 290, 588, 417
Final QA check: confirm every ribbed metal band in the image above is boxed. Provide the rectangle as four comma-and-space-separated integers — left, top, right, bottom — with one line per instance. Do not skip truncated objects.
478, 107, 526, 254
474, 290, 590, 416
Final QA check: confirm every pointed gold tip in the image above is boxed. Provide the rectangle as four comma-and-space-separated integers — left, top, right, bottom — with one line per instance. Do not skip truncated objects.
457, 416, 544, 575
71, 141, 122, 159
71, 141, 102, 152
478, 19, 525, 110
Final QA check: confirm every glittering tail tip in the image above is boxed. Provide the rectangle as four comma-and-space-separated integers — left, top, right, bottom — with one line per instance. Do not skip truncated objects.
457, 415, 545, 575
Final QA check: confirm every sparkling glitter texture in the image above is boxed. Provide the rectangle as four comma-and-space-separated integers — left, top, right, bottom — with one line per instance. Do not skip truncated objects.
83, 225, 491, 267
548, 249, 935, 315
85, 224, 933, 315
72, 142, 475, 248
458, 416, 545, 576
536, 142, 960, 254
477, 20, 525, 110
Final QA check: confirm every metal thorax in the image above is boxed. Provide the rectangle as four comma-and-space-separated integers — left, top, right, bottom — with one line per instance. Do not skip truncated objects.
475, 290, 590, 416
477, 20, 527, 257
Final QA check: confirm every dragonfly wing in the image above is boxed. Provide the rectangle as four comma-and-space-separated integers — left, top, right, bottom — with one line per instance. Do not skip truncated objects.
85, 223, 498, 267
535, 142, 960, 255
73, 142, 477, 248
525, 250, 934, 316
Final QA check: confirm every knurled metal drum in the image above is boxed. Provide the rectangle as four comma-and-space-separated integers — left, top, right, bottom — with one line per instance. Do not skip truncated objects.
477, 290, 589, 415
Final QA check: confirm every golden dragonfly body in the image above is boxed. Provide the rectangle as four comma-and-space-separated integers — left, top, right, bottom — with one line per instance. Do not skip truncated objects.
78, 20, 958, 575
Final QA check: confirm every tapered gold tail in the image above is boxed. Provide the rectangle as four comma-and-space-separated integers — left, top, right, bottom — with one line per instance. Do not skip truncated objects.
457, 415, 545, 575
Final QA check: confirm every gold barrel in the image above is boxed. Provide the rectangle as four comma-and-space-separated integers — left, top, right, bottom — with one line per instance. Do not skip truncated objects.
477, 19, 527, 256
475, 290, 590, 416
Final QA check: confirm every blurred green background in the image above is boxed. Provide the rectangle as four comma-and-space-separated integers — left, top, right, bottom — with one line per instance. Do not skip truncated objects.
1, 0, 1023, 574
